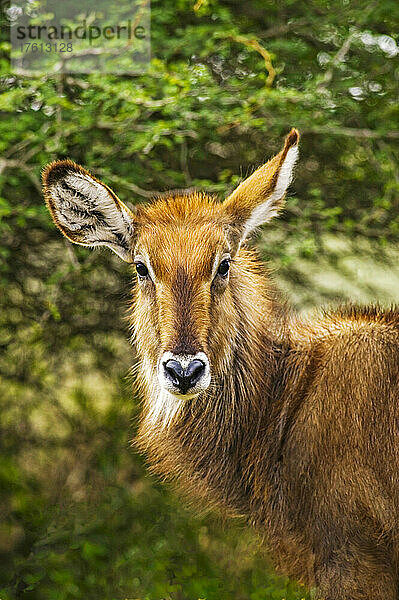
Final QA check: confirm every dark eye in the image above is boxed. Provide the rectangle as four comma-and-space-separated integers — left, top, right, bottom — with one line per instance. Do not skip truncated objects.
135, 262, 149, 278
217, 259, 230, 278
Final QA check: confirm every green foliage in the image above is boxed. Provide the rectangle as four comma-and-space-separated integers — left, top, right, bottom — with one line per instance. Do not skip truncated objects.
0, 0, 398, 597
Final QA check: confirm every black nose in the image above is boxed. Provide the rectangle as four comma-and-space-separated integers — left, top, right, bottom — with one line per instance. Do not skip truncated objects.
163, 359, 205, 394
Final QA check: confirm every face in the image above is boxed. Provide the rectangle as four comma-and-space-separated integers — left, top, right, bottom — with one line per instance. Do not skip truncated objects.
132, 194, 237, 400
42, 129, 299, 410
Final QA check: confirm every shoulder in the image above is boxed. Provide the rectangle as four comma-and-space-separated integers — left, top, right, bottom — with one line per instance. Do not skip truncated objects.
327, 304, 399, 328
291, 304, 399, 374
296, 304, 399, 342
306, 305, 399, 388
319, 304, 399, 348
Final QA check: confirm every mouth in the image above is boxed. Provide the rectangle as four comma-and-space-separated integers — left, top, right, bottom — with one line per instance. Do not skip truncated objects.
166, 390, 199, 401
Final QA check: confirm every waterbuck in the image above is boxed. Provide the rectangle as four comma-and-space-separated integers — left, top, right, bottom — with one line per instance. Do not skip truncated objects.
43, 129, 399, 599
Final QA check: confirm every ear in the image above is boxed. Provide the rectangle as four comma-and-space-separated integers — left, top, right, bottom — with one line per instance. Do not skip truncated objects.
223, 128, 299, 243
42, 160, 136, 262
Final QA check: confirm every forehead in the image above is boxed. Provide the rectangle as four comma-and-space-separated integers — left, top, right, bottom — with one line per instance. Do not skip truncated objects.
135, 192, 229, 275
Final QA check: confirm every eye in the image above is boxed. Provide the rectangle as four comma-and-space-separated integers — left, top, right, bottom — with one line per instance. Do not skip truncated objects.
217, 258, 230, 278
135, 261, 149, 279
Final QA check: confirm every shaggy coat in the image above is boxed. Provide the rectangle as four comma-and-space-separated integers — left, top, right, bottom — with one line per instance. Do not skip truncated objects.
43, 130, 399, 599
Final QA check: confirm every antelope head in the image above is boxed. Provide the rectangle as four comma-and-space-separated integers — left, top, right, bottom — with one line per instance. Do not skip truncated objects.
43, 129, 299, 424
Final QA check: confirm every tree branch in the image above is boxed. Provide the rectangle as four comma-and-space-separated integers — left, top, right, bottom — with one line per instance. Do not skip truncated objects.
0, 158, 41, 192
317, 1, 378, 91
223, 34, 276, 87
302, 126, 399, 139
94, 169, 160, 199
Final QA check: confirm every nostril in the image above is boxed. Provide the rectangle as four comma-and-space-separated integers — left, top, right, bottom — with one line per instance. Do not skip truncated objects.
164, 359, 184, 386
185, 359, 205, 386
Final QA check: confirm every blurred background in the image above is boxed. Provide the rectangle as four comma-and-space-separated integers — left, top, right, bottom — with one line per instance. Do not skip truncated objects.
1, 0, 399, 598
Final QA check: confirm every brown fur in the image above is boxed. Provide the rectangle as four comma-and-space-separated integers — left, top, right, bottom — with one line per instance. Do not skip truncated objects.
43, 130, 399, 599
